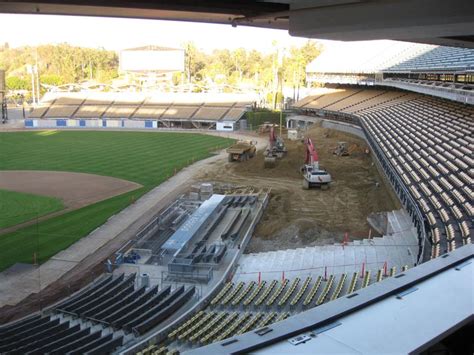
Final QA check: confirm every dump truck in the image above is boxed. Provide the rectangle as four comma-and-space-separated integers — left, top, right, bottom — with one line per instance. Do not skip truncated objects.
226, 140, 257, 162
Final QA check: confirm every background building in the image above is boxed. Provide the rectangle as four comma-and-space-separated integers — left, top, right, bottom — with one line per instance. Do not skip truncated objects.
119, 45, 185, 90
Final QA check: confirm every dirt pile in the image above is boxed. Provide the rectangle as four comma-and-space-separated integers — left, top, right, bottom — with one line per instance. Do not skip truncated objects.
198, 124, 400, 253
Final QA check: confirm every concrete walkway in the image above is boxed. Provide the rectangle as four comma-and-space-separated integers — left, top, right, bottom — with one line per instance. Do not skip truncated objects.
0, 131, 267, 308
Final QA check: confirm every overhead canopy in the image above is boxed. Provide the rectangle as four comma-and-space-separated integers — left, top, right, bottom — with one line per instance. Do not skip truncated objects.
0, 0, 473, 48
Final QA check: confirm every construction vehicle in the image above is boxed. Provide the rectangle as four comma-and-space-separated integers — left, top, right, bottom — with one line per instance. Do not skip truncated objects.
301, 137, 332, 190
258, 122, 274, 134
334, 141, 349, 156
333, 141, 369, 156
264, 125, 287, 168
226, 140, 257, 162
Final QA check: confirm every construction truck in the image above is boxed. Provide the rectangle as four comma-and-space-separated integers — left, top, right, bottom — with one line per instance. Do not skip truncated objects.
264, 125, 287, 168
334, 141, 349, 156
301, 137, 332, 190
333, 141, 369, 156
226, 140, 257, 162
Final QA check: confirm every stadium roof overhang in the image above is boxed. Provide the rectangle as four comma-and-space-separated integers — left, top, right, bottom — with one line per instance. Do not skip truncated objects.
1, 0, 474, 48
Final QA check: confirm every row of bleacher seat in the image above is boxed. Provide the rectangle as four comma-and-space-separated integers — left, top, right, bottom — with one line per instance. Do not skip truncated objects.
306, 41, 474, 75
29, 99, 249, 122
0, 273, 196, 354
278, 277, 300, 306
47, 94, 253, 107
359, 95, 472, 258
293, 88, 473, 260
266, 279, 288, 306
168, 310, 289, 347
0, 314, 123, 354
209, 270, 400, 313
150, 269, 408, 354
384, 78, 474, 92
386, 46, 474, 72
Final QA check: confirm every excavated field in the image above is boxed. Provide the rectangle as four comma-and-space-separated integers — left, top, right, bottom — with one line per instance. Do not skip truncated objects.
198, 124, 400, 253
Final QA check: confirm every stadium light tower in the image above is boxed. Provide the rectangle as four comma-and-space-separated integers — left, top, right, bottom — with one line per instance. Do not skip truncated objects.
26, 64, 35, 105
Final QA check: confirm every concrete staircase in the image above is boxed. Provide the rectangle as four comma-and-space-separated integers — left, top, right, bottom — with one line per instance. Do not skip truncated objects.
235, 209, 418, 283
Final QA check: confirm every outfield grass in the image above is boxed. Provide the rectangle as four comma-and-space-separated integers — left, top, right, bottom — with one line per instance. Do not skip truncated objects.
0, 131, 234, 271
0, 189, 64, 229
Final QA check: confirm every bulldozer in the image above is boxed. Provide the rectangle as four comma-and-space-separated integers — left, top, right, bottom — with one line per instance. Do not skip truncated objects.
334, 141, 369, 156
264, 125, 287, 168
226, 140, 257, 162
334, 141, 349, 156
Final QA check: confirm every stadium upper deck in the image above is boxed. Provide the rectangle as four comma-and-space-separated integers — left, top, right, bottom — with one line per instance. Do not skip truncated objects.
306, 41, 474, 103
307, 41, 474, 74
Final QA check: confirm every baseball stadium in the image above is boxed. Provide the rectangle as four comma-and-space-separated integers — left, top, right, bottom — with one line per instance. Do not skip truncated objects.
0, 1, 472, 355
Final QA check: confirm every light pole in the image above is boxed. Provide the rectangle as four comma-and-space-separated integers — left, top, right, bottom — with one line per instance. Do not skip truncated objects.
27, 64, 39, 105
27, 65, 35, 105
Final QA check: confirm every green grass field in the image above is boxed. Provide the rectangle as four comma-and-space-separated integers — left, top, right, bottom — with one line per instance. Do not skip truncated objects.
0, 189, 64, 229
0, 130, 234, 271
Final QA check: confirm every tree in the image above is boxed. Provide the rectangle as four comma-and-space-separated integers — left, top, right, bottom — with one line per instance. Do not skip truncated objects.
0, 44, 119, 86
0, 41, 323, 99
40, 74, 64, 87
282, 40, 322, 99
233, 48, 247, 84
6, 76, 30, 90
183, 41, 207, 84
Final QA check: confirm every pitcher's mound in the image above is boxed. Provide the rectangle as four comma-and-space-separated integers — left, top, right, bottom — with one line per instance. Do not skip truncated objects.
0, 170, 142, 209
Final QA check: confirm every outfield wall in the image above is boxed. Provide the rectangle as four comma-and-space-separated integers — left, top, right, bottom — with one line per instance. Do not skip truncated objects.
24, 119, 236, 131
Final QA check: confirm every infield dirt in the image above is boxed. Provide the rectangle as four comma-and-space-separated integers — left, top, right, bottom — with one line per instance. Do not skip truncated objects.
0, 170, 141, 234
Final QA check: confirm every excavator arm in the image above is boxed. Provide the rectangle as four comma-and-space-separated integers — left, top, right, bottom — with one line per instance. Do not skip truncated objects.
304, 138, 319, 166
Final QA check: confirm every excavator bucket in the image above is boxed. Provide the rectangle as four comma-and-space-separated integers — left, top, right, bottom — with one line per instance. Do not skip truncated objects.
264, 156, 276, 168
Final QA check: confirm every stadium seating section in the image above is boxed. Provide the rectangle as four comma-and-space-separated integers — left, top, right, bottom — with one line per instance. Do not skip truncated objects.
386, 46, 474, 72
294, 88, 473, 260
307, 40, 474, 74
144, 269, 404, 354
29, 93, 253, 122
0, 273, 195, 354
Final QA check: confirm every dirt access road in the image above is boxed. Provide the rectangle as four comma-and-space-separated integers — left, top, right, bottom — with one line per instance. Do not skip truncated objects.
198, 124, 400, 252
